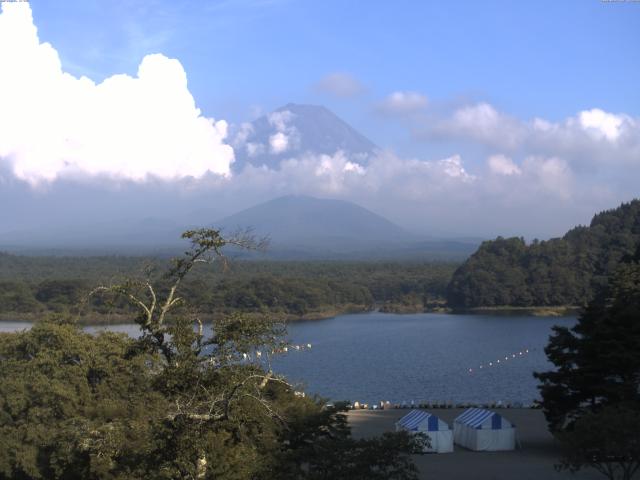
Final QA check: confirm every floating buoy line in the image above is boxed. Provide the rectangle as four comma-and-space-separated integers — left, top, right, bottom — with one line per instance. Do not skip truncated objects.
239, 343, 312, 363
467, 348, 532, 374
346, 400, 540, 410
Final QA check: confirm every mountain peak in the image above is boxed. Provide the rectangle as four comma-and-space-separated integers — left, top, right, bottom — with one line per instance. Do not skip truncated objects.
276, 103, 332, 114
232, 103, 377, 172
277, 102, 317, 110
214, 195, 478, 260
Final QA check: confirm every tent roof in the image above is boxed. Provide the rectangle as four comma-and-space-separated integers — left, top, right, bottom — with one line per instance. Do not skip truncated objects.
396, 410, 448, 431
454, 408, 512, 429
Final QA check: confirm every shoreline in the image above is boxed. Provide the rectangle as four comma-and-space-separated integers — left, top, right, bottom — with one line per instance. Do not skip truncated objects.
0, 305, 373, 326
0, 304, 580, 326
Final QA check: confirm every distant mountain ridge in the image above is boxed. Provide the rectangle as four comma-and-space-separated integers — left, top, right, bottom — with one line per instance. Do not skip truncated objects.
217, 194, 407, 244
447, 199, 640, 308
232, 103, 378, 171
216, 195, 478, 260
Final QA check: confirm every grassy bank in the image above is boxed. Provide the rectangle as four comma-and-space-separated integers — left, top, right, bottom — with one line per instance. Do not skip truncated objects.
454, 305, 581, 317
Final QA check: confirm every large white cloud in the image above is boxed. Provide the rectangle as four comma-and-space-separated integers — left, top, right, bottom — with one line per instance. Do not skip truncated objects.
577, 109, 626, 141
0, 3, 234, 185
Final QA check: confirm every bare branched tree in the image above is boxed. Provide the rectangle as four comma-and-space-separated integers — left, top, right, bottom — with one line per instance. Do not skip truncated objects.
89, 230, 290, 404
90, 228, 269, 359
87, 228, 296, 476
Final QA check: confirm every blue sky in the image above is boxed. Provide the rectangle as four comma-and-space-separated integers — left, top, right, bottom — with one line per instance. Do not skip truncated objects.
0, 0, 639, 239
31, 0, 639, 124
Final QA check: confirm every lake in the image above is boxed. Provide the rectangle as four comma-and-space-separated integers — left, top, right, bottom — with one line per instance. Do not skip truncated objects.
0, 312, 574, 405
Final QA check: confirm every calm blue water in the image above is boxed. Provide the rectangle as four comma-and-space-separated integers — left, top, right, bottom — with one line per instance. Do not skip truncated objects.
0, 312, 575, 405
272, 312, 574, 405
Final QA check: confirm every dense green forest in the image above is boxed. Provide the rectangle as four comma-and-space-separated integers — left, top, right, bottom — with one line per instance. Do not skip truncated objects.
447, 200, 640, 308
0, 255, 456, 321
0, 229, 422, 479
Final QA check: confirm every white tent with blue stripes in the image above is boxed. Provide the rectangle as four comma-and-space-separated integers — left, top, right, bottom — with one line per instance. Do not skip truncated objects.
453, 408, 516, 451
395, 410, 453, 453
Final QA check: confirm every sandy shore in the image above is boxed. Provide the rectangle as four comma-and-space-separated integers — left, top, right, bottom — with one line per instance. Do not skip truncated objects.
348, 408, 602, 480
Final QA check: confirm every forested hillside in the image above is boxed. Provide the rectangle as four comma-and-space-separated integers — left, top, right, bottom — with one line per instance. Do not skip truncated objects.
447, 200, 640, 308
0, 256, 456, 321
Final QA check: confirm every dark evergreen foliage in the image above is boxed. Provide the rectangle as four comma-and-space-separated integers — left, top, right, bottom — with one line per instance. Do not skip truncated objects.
534, 243, 640, 430
534, 246, 640, 479
555, 405, 640, 480
447, 200, 640, 307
